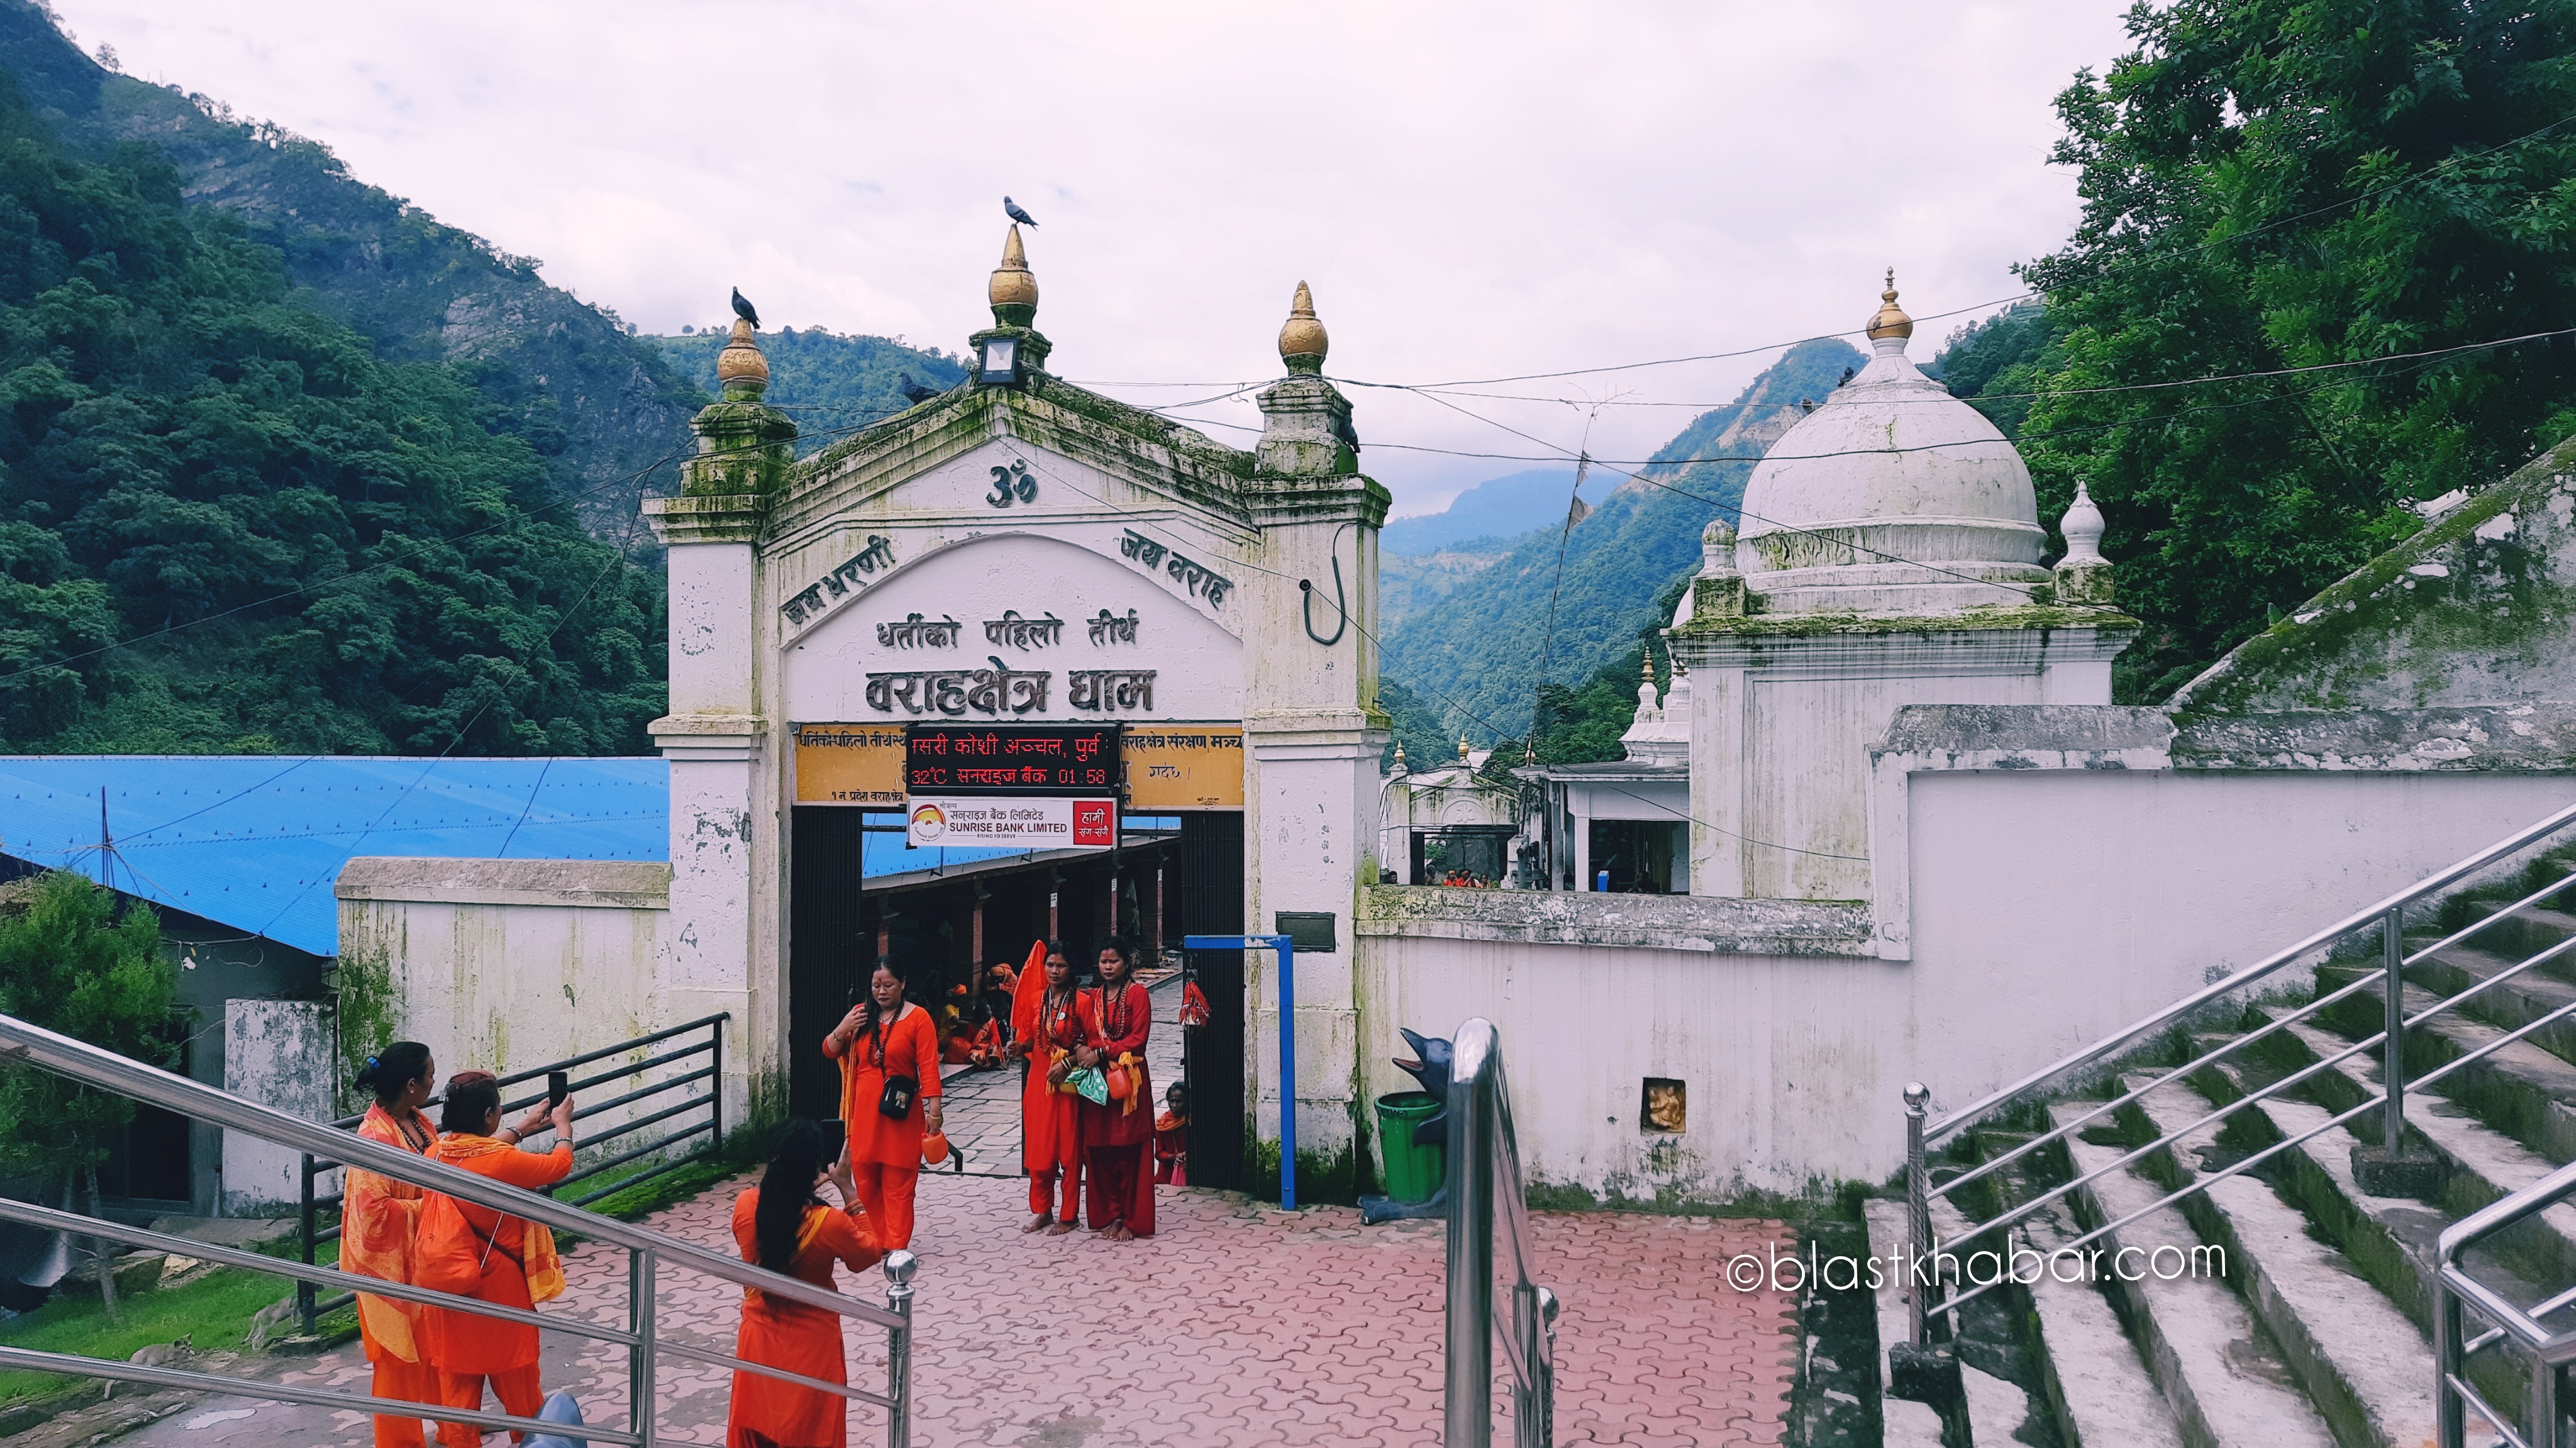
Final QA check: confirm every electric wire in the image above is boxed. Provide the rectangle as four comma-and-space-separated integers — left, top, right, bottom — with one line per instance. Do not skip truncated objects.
1054, 110, 2576, 397
992, 445, 1868, 862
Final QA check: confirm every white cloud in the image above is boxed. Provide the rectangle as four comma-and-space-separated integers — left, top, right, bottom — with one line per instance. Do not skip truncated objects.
56, 0, 2133, 508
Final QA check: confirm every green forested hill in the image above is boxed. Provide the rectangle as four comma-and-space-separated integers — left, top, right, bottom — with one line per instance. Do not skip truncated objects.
0, 1, 704, 540
651, 329, 967, 455
1376, 337, 1862, 743
0, 70, 663, 755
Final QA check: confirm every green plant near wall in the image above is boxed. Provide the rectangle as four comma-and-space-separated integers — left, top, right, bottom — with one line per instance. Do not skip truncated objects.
329, 943, 398, 1117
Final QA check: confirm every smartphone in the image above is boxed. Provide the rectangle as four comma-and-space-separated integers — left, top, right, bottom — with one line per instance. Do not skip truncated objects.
819, 1118, 847, 1162
547, 1070, 569, 1108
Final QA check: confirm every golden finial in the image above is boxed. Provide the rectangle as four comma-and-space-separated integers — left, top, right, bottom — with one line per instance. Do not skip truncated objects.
1457, 734, 1472, 762
1641, 654, 1656, 684
716, 316, 769, 398
989, 224, 1038, 327
1392, 739, 1407, 771
1867, 267, 1913, 343
1278, 280, 1329, 374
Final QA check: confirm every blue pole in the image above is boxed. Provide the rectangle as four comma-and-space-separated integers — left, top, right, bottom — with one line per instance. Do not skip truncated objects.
1180, 934, 1298, 1212
1279, 936, 1297, 1211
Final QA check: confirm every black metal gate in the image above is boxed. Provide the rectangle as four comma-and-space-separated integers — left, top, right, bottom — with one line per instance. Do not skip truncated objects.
1176, 811, 1245, 1190
789, 807, 869, 1120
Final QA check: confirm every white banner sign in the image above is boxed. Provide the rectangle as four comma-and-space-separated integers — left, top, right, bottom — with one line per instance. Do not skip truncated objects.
904, 796, 1116, 850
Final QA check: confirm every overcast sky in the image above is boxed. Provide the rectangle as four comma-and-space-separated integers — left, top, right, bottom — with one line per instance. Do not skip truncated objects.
53, 1, 2136, 515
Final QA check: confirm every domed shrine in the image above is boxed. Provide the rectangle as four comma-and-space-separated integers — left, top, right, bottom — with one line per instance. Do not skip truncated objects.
1733, 272, 2049, 615
1662, 274, 2138, 908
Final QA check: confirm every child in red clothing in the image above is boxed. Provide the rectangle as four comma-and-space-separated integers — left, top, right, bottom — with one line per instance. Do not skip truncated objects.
1154, 1082, 1189, 1186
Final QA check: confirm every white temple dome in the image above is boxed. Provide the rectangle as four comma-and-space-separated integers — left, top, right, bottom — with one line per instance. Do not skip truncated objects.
1734, 276, 2047, 615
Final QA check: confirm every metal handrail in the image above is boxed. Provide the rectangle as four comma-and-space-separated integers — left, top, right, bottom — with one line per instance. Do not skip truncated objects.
1901, 801, 2576, 1353
0, 1009, 919, 1447
1446, 1018, 1558, 1448
2437, 1157, 2576, 1445
299, 1015, 728, 1328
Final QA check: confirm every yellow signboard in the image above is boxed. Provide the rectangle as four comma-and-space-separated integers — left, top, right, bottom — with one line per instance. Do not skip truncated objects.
1122, 726, 1244, 810
792, 724, 906, 805
794, 723, 1245, 810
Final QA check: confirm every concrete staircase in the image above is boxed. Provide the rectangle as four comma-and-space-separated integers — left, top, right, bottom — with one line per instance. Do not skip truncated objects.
1866, 844, 2576, 1448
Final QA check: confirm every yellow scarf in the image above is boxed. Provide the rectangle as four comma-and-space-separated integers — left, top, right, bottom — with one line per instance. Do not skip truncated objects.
428, 1134, 565, 1303
343, 1105, 431, 1361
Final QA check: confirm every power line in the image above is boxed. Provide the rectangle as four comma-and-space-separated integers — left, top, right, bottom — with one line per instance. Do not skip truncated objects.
994, 446, 1870, 863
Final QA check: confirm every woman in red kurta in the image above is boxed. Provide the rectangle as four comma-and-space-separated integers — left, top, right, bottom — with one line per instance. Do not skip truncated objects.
726, 1119, 883, 1448
344, 1042, 441, 1448
823, 957, 943, 1251
418, 1072, 574, 1448
1075, 938, 1155, 1240
1009, 940, 1082, 1234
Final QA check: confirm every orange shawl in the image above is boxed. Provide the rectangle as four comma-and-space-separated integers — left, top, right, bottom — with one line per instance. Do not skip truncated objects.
341, 1103, 433, 1361
425, 1133, 566, 1303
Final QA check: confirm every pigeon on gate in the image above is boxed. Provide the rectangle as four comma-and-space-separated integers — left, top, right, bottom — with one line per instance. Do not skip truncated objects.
899, 372, 940, 406
1003, 196, 1038, 228
730, 287, 760, 328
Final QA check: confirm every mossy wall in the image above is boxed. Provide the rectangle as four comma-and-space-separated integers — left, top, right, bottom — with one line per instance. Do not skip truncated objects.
2174, 438, 2576, 712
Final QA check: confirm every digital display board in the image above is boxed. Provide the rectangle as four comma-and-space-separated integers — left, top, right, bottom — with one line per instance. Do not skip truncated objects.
904, 724, 1120, 797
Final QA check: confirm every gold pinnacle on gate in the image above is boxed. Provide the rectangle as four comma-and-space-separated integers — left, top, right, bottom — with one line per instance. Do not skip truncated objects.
1278, 281, 1328, 375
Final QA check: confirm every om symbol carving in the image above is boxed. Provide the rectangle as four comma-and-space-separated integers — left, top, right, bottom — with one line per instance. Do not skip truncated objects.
986, 460, 1038, 508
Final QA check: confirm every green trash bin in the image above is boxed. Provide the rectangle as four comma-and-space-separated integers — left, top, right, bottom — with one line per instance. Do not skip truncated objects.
1376, 1091, 1446, 1203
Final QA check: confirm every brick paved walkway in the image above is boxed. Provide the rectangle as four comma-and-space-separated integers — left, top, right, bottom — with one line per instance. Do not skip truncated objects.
89, 1178, 1796, 1447
93, 977, 1792, 1447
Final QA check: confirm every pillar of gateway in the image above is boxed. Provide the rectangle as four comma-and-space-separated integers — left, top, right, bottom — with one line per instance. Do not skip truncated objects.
642, 228, 1390, 1190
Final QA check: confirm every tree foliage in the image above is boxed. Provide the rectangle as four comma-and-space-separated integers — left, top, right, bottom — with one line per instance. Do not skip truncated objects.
0, 72, 666, 753
2013, 0, 2576, 701
0, 871, 174, 1184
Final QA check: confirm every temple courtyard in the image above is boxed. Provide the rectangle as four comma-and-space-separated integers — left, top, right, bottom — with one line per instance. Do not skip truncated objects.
32, 982, 1797, 1447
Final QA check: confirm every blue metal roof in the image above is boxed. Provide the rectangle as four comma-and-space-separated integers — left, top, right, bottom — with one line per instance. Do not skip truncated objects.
0, 756, 672, 957
0, 757, 1143, 958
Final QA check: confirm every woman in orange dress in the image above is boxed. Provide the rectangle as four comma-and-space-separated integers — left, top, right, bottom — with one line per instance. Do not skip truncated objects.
418, 1072, 574, 1448
726, 1119, 883, 1448
1074, 938, 1155, 1240
1009, 941, 1082, 1234
822, 957, 942, 1251
343, 1042, 441, 1448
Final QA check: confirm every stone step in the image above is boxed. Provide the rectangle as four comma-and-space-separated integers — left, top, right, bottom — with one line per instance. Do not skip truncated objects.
1861, 1196, 1948, 1448
2401, 942, 2576, 1071
2051, 1100, 2338, 1448
2198, 1057, 2535, 1435
2446, 890, 2576, 962
1974, 1130, 2185, 1448
2299, 972, 2576, 1167
2255, 1006, 2576, 1312
2118, 1072, 2434, 1448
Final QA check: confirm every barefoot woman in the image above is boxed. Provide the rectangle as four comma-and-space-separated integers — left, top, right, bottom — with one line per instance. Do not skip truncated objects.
1075, 938, 1155, 1240
823, 957, 943, 1251
1011, 941, 1082, 1235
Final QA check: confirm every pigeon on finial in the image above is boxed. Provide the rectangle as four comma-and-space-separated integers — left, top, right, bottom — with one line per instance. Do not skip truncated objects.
730, 288, 760, 328
899, 372, 939, 406
1003, 196, 1038, 228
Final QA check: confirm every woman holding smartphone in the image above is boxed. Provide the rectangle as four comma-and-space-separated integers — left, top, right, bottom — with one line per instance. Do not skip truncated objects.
823, 956, 941, 1250
417, 1071, 574, 1448
726, 1119, 882, 1448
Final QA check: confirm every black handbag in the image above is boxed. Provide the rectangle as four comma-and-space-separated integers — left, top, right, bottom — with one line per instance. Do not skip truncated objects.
871, 1012, 917, 1120
878, 1073, 917, 1120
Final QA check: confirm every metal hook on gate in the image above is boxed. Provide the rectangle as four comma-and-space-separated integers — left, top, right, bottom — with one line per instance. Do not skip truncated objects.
1299, 523, 1352, 646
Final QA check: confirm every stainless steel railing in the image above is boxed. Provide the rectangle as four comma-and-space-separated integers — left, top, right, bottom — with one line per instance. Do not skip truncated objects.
299, 1013, 728, 1333
1445, 1018, 1558, 1448
0, 1010, 921, 1448
2436, 1156, 2576, 1448
1901, 799, 2576, 1335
